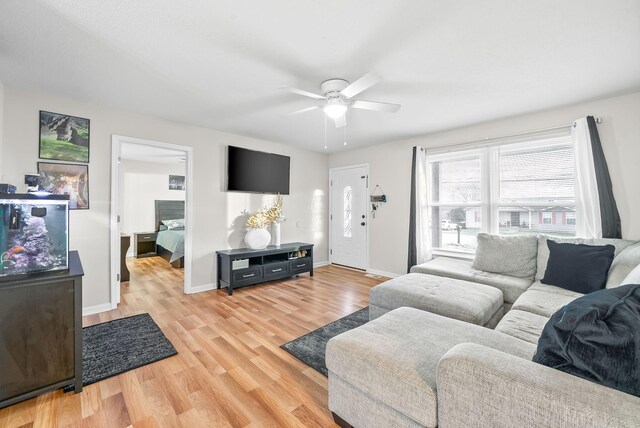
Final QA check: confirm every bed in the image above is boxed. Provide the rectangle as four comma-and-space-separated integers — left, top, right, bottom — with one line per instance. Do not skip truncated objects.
154, 200, 185, 268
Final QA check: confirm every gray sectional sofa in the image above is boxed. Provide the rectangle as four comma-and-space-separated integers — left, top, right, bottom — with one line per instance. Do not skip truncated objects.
326, 234, 640, 427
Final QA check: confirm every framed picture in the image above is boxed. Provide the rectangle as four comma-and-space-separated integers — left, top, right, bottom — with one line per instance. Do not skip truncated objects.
39, 110, 90, 163
38, 162, 90, 210
169, 175, 185, 190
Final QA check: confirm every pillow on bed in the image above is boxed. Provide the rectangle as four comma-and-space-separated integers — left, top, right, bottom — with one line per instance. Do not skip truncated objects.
161, 219, 184, 230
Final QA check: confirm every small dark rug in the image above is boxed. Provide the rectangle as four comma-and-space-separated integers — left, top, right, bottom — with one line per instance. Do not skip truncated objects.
82, 313, 177, 386
281, 306, 369, 376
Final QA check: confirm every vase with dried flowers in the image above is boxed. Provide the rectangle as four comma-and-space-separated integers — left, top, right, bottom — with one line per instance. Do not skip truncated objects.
265, 194, 285, 246
244, 208, 271, 249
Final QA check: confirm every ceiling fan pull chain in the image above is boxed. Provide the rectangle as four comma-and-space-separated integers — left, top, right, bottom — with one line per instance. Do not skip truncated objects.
324, 114, 328, 150
343, 121, 347, 146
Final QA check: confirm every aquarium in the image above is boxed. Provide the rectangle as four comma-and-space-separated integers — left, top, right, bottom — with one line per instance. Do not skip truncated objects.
0, 194, 69, 280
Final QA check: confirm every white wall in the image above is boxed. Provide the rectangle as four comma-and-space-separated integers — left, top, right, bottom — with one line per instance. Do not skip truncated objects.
329, 91, 640, 276
120, 159, 185, 237
1, 86, 329, 309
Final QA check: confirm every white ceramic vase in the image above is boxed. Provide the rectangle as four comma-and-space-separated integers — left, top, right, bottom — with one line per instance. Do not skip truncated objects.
271, 222, 281, 246
245, 228, 271, 250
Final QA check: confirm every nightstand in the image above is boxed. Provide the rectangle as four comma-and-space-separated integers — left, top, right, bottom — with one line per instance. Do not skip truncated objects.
134, 232, 157, 258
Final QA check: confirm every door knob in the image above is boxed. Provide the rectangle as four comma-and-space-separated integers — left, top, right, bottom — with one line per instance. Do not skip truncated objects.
361, 215, 365, 219
361, 222, 366, 226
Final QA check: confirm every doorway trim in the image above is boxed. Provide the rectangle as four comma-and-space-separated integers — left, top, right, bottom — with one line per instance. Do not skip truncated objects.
110, 134, 194, 310
328, 163, 370, 271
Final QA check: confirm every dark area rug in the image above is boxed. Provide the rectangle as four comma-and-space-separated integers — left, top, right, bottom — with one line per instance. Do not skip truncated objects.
82, 313, 177, 386
281, 306, 369, 376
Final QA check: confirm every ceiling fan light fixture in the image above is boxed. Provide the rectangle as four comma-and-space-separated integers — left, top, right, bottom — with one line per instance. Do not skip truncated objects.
323, 100, 347, 119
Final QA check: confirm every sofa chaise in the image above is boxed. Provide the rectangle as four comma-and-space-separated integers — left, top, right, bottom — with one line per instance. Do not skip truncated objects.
326, 234, 640, 427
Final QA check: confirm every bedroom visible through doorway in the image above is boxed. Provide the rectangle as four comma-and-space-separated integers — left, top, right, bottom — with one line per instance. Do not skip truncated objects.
110, 135, 193, 309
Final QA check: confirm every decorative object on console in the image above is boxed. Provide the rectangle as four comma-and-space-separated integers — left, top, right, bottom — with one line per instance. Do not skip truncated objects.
24, 174, 40, 192
244, 208, 271, 249
0, 184, 17, 194
541, 239, 615, 293
266, 194, 285, 246
37, 162, 89, 210
39, 111, 90, 163
533, 283, 640, 397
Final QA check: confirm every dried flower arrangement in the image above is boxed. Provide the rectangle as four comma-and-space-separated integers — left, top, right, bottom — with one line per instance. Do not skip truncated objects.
244, 195, 285, 229
265, 194, 285, 224
245, 208, 270, 229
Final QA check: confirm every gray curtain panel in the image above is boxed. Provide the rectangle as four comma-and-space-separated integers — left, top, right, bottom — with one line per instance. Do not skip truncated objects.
407, 147, 417, 273
587, 116, 622, 239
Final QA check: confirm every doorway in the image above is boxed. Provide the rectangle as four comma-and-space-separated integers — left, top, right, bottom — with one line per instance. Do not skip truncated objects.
329, 165, 369, 270
110, 135, 193, 309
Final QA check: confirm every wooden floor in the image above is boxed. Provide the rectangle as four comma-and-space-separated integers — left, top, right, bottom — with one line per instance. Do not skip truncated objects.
0, 257, 386, 428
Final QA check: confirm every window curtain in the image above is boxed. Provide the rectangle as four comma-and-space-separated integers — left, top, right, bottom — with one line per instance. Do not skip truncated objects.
407, 146, 431, 272
572, 116, 621, 239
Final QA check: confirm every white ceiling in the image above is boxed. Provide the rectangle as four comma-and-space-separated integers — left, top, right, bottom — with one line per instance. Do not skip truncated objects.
1, 1, 639, 153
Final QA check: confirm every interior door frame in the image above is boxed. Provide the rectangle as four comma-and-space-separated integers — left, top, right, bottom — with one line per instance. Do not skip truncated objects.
109, 134, 194, 309
328, 163, 370, 270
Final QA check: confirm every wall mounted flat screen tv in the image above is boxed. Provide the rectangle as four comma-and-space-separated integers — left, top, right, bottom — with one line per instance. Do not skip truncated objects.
227, 146, 290, 194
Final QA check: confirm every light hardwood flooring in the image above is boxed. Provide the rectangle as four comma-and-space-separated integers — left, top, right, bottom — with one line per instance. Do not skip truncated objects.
0, 257, 386, 428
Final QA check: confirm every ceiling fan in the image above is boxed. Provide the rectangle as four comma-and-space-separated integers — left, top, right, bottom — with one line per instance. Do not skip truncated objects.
281, 72, 401, 128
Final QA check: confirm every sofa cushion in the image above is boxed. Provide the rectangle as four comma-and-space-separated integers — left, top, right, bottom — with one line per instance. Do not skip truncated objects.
369, 273, 503, 326
607, 242, 640, 288
326, 308, 536, 427
541, 240, 615, 294
623, 263, 640, 285
528, 281, 586, 297
511, 288, 583, 318
535, 236, 635, 281
495, 309, 549, 344
533, 284, 640, 397
472, 233, 538, 279
410, 257, 532, 304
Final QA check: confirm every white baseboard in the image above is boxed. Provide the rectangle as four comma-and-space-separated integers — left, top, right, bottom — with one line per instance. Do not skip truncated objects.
187, 283, 216, 294
313, 261, 330, 268
366, 268, 402, 279
82, 302, 115, 316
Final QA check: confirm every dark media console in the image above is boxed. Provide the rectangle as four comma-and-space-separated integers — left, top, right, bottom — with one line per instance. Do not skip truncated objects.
216, 242, 313, 295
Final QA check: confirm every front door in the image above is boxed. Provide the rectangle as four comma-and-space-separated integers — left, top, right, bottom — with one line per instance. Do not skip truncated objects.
330, 166, 368, 269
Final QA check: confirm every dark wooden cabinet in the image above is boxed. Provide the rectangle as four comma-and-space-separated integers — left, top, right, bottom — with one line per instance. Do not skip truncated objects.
0, 251, 84, 409
216, 243, 314, 295
134, 232, 157, 258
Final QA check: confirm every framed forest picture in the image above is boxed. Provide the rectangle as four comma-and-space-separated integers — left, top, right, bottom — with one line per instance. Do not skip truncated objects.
39, 110, 90, 163
38, 162, 90, 210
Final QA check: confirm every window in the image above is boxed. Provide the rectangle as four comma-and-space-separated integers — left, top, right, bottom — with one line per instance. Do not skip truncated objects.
427, 135, 575, 253
343, 186, 352, 238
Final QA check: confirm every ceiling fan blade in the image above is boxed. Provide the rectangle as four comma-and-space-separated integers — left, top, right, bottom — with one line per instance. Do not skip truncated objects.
334, 114, 346, 128
340, 72, 381, 99
280, 86, 327, 100
351, 100, 401, 113
283, 105, 321, 116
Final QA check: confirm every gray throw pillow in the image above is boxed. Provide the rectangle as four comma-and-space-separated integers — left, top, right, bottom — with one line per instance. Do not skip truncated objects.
472, 233, 538, 279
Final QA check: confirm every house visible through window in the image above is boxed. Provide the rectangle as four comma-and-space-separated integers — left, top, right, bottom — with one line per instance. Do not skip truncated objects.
427, 135, 576, 253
